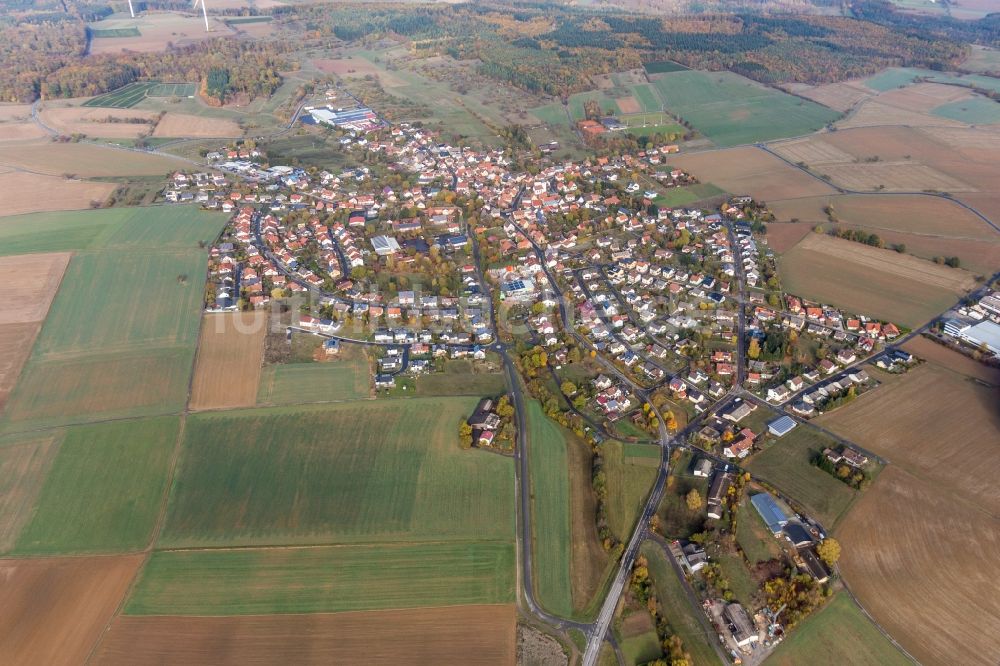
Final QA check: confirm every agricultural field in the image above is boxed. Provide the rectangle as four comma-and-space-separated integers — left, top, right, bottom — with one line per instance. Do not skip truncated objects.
649, 70, 840, 147
413, 367, 506, 396
147, 83, 198, 97
0, 433, 60, 551
38, 106, 159, 138
640, 541, 723, 666
777, 232, 974, 328
152, 113, 242, 138
931, 96, 1000, 125
159, 399, 515, 547
83, 82, 160, 109
87, 13, 235, 55
876, 82, 974, 113
0, 104, 47, 142
962, 45, 1000, 74
644, 60, 689, 74
816, 363, 1000, 516
767, 591, 911, 666
669, 147, 836, 202
526, 399, 574, 618
622, 630, 662, 665
602, 441, 658, 543
190, 312, 268, 411
837, 466, 1000, 665
0, 139, 183, 177
92, 605, 516, 666
0, 170, 116, 217
0, 253, 70, 408
901, 335, 1000, 384
744, 425, 860, 530
653, 183, 726, 208
257, 352, 370, 405
795, 81, 874, 113
10, 418, 177, 555
0, 554, 143, 666
125, 541, 515, 615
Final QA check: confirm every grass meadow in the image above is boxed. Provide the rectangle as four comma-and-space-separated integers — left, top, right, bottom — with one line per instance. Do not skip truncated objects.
159, 399, 515, 547
125, 541, 515, 615
257, 357, 370, 405
11, 418, 177, 554
602, 441, 657, 543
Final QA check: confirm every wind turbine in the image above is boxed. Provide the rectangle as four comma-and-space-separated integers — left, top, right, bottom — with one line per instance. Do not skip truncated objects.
127, 0, 135, 18
192, 0, 211, 32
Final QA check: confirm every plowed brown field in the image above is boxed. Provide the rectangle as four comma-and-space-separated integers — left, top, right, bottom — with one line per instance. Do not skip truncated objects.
0, 555, 142, 666
91, 604, 517, 665
189, 312, 267, 411
669, 147, 836, 201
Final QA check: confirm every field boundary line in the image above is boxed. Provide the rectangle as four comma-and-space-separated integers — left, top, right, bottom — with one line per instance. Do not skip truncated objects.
151, 537, 516, 554
115, 601, 518, 620
838, 574, 922, 665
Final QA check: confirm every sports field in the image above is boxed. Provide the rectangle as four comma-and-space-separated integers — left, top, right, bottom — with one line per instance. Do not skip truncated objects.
257, 355, 370, 405
190, 312, 268, 411
84, 82, 159, 109
11, 418, 177, 555
650, 71, 840, 146
125, 541, 515, 615
147, 83, 198, 97
767, 592, 910, 666
159, 399, 515, 546
744, 426, 859, 530
526, 399, 573, 618
640, 541, 723, 666
603, 441, 657, 543
92, 605, 516, 666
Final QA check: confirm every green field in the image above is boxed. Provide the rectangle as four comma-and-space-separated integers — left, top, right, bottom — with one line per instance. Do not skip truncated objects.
527, 399, 573, 618
257, 359, 370, 405
125, 541, 515, 615
641, 542, 723, 666
0, 207, 227, 257
11, 418, 177, 554
745, 427, 859, 530
864, 67, 1000, 95
650, 70, 840, 146
603, 441, 658, 542
147, 82, 198, 97
88, 26, 141, 38
159, 399, 515, 547
736, 496, 783, 564
631, 84, 663, 113
84, 82, 159, 109
654, 183, 727, 208
415, 362, 507, 396
768, 592, 911, 666
644, 61, 690, 74
224, 15, 273, 24
623, 630, 663, 665
532, 90, 623, 125
931, 97, 1000, 124
0, 433, 61, 551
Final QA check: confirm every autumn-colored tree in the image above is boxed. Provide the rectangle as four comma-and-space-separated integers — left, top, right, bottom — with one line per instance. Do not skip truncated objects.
817, 538, 841, 566
458, 421, 473, 449
685, 488, 703, 511
748, 338, 761, 360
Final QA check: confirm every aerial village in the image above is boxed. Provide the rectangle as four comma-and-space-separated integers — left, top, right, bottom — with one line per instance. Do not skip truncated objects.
157, 83, 998, 663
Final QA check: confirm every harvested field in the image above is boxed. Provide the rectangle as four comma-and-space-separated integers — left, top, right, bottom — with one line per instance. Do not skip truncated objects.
0, 554, 142, 666
93, 604, 516, 665
816, 363, 1000, 515
876, 82, 973, 112
190, 312, 267, 411
838, 99, 965, 129
812, 162, 972, 193
771, 137, 855, 165
38, 106, 159, 139
152, 113, 242, 138
0, 323, 41, 411
761, 222, 812, 253
313, 56, 384, 77
0, 253, 71, 325
0, 433, 60, 551
902, 335, 1000, 385
160, 399, 515, 547
779, 233, 974, 327
126, 542, 515, 615
838, 466, 1000, 666
797, 81, 874, 112
0, 105, 46, 141
88, 13, 235, 54
669, 147, 835, 202
0, 171, 115, 217
0, 139, 181, 177
13, 417, 177, 554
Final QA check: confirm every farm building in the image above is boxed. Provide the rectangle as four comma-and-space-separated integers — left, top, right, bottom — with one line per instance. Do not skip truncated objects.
750, 492, 789, 535
783, 522, 813, 548
706, 471, 734, 520
724, 603, 759, 648
767, 415, 797, 437
798, 548, 830, 583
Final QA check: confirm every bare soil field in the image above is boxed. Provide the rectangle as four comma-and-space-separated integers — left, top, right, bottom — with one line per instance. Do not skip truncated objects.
901, 335, 1000, 385
770, 137, 854, 165
0, 171, 115, 217
39, 107, 159, 139
817, 363, 1000, 514
0, 253, 72, 325
92, 604, 516, 665
837, 466, 1000, 666
816, 161, 972, 192
0, 554, 142, 666
838, 99, 966, 129
0, 105, 46, 142
0, 140, 180, 177
670, 147, 836, 201
876, 82, 973, 112
189, 312, 267, 411
0, 434, 59, 551
797, 81, 874, 112
616, 96, 641, 114
89, 13, 235, 55
152, 113, 242, 138
762, 222, 813, 253
0, 323, 41, 411
779, 233, 972, 327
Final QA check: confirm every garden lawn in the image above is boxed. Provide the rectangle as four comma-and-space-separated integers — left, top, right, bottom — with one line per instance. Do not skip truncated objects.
159, 399, 515, 547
